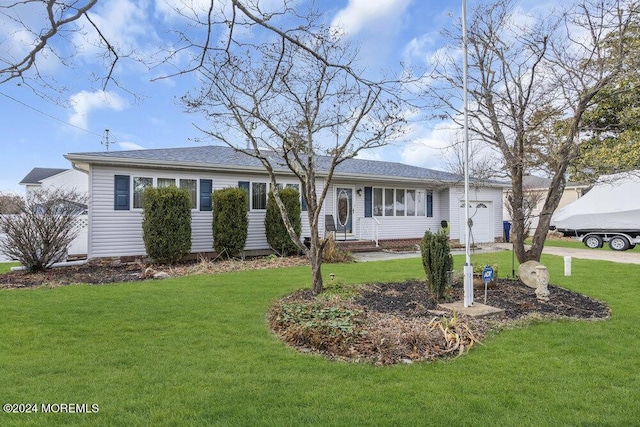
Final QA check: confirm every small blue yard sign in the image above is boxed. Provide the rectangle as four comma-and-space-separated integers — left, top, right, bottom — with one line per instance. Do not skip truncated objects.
482, 265, 495, 284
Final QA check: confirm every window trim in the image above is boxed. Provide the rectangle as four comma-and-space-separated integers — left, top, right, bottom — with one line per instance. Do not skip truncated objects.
180, 178, 198, 209
129, 175, 203, 211
371, 186, 433, 217
251, 181, 268, 211
132, 176, 153, 209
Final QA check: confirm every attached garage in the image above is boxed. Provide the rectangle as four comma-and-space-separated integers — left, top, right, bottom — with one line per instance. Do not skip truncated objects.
459, 201, 494, 244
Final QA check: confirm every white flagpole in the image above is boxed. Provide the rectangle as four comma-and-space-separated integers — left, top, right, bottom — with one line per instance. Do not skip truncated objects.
462, 0, 474, 307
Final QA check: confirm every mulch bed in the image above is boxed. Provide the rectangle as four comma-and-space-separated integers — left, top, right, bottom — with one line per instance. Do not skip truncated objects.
0, 256, 309, 288
355, 279, 610, 320
269, 279, 610, 365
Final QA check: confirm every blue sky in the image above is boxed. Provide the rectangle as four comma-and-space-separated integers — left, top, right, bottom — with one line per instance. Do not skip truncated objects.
0, 0, 543, 193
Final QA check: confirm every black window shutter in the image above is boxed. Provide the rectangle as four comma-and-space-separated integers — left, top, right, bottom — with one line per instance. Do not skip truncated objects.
364, 187, 372, 217
200, 179, 213, 211
114, 175, 130, 210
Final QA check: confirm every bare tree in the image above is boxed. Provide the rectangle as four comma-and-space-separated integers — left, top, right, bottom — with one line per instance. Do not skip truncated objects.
444, 133, 502, 181
183, 21, 406, 294
0, 188, 86, 272
504, 186, 547, 238
1, 0, 121, 98
0, 193, 24, 214
426, 0, 638, 262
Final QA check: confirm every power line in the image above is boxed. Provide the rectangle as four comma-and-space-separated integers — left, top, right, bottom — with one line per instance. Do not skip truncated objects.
0, 90, 103, 137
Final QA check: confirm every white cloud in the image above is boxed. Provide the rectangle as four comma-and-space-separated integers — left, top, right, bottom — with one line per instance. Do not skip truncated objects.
69, 90, 127, 129
400, 121, 461, 170
331, 0, 411, 36
118, 141, 145, 151
75, 0, 157, 60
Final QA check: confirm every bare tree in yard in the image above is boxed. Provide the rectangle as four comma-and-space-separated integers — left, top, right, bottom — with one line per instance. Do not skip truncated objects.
426, 0, 638, 262
1, 1, 122, 97
444, 133, 502, 181
180, 8, 406, 294
504, 187, 547, 238
0, 188, 86, 272
0, 193, 24, 214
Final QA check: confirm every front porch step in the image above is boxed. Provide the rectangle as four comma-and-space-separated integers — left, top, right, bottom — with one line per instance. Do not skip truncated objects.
335, 239, 381, 253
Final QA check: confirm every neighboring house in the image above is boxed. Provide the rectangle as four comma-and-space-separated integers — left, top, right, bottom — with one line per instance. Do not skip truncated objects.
18, 167, 89, 258
502, 175, 590, 233
19, 167, 89, 196
64, 145, 506, 261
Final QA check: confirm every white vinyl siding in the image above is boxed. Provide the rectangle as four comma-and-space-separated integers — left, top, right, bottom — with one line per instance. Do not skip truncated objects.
86, 165, 503, 258
88, 165, 316, 258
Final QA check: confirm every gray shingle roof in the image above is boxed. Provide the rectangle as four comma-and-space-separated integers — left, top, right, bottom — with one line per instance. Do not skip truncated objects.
19, 167, 69, 185
66, 145, 479, 184
522, 175, 586, 189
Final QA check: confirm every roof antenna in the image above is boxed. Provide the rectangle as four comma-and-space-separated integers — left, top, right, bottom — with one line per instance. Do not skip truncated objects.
101, 129, 111, 151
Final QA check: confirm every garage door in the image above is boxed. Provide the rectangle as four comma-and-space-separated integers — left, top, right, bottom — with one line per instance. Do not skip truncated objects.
459, 201, 494, 244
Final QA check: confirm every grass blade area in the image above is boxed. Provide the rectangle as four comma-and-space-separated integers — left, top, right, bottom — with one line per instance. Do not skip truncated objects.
0, 262, 18, 274
1, 253, 639, 426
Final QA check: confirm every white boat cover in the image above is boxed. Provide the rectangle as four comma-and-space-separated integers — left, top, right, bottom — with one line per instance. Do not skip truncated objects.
551, 171, 640, 231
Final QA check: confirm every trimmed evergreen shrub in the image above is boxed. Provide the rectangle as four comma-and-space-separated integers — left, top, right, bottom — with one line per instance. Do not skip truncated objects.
265, 188, 302, 256
420, 230, 453, 300
142, 186, 192, 264
212, 187, 248, 258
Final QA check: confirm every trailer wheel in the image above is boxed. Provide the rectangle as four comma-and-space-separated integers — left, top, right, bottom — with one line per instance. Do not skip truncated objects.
584, 235, 603, 249
609, 235, 631, 251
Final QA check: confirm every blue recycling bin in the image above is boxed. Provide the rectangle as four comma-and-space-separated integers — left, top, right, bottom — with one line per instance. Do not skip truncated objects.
503, 221, 512, 243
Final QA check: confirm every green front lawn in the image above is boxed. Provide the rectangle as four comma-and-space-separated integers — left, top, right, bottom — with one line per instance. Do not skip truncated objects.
0, 262, 19, 274
1, 253, 639, 426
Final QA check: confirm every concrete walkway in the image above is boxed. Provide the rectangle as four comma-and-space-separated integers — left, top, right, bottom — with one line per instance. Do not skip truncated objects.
353, 243, 640, 265
352, 244, 506, 262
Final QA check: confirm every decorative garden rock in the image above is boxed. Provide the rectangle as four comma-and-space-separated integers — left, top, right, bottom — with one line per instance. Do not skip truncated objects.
518, 260, 550, 288
534, 265, 550, 302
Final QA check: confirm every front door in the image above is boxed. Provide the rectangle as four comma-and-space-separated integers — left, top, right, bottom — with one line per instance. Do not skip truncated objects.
335, 187, 353, 234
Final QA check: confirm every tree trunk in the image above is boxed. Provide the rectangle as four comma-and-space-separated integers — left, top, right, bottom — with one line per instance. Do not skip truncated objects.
308, 230, 324, 295
509, 167, 529, 263
310, 249, 324, 295
526, 169, 568, 261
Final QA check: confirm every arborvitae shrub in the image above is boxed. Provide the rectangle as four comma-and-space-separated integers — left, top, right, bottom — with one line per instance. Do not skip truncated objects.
212, 187, 248, 258
420, 230, 453, 300
142, 186, 192, 264
265, 188, 302, 256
